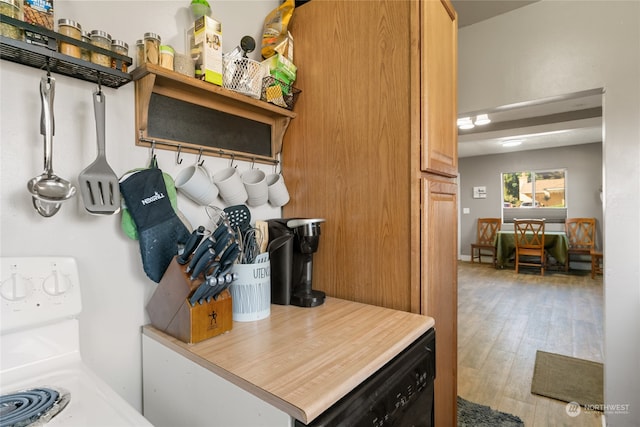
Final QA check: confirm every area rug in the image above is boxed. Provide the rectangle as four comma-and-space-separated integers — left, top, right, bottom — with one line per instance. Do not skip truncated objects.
531, 350, 603, 408
457, 396, 524, 426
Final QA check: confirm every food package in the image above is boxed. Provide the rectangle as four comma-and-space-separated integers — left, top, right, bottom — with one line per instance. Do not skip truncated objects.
276, 31, 294, 62
261, 0, 294, 59
23, 0, 54, 30
189, 15, 223, 85
262, 52, 297, 87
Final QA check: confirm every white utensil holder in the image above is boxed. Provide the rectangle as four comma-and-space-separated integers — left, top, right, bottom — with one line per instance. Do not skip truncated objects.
230, 259, 270, 321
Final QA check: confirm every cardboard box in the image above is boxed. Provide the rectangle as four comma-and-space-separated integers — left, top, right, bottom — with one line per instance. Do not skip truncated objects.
189, 16, 223, 86
23, 0, 54, 30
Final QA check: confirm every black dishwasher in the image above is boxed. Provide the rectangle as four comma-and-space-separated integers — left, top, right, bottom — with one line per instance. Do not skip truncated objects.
295, 328, 436, 427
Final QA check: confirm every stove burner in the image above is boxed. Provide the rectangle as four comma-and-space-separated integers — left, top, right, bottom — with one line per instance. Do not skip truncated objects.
0, 387, 69, 427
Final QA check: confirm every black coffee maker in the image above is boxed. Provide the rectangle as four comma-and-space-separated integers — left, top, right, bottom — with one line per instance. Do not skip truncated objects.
267, 218, 326, 307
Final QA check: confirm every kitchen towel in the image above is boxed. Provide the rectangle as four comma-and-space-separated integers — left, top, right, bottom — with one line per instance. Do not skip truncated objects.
120, 167, 190, 282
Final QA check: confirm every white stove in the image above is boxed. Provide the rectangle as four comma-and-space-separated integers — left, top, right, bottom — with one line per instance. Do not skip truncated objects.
1, 257, 153, 426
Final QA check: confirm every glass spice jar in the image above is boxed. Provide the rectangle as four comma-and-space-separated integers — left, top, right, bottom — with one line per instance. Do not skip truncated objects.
89, 29, 112, 67
111, 39, 129, 72
57, 19, 82, 58
135, 39, 144, 68
143, 32, 161, 65
0, 0, 24, 41
174, 52, 195, 77
80, 31, 91, 62
159, 45, 174, 70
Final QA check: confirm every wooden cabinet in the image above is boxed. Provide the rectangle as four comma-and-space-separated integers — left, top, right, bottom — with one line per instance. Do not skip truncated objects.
421, 0, 458, 176
283, 1, 457, 425
421, 176, 458, 425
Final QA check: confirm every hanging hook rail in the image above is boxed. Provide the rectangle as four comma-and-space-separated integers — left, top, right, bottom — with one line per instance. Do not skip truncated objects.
137, 137, 279, 166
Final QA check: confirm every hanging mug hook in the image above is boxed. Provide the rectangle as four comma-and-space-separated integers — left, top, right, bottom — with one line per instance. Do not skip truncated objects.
176, 145, 183, 164
197, 148, 204, 166
149, 141, 157, 168
229, 153, 236, 168
274, 153, 282, 175
96, 72, 102, 94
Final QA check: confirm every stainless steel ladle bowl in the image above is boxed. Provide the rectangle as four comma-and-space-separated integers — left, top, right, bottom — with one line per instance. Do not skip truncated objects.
27, 76, 76, 217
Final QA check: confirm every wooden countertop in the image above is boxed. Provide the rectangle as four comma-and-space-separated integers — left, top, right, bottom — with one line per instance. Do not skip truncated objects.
142, 297, 434, 424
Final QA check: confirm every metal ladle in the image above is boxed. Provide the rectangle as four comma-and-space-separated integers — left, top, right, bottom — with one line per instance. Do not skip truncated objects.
27, 76, 76, 217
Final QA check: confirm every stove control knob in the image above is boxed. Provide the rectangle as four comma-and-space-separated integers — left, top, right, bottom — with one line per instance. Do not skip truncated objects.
1, 273, 29, 301
42, 270, 72, 296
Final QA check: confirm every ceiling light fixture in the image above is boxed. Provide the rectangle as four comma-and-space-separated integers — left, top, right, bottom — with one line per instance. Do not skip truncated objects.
457, 117, 475, 130
474, 114, 491, 125
502, 140, 523, 147
458, 114, 491, 129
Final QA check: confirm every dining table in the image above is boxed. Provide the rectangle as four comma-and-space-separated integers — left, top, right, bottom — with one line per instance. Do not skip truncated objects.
494, 230, 569, 268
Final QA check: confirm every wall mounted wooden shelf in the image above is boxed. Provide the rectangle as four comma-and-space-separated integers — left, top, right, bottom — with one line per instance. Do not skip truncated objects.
132, 64, 296, 164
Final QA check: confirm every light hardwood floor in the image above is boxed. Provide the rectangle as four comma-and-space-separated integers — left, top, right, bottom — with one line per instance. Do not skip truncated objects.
458, 261, 604, 426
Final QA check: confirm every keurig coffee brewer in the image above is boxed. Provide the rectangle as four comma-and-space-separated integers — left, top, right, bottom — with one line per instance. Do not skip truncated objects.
267, 218, 326, 307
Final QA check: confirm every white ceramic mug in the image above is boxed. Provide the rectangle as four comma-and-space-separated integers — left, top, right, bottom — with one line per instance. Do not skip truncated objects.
175, 164, 218, 205
242, 168, 268, 206
213, 167, 248, 206
266, 173, 290, 207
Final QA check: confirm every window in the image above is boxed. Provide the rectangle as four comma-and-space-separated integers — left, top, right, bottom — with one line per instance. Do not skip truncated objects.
502, 169, 567, 223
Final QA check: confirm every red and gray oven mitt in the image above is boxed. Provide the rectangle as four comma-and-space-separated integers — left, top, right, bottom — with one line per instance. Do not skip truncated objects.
119, 167, 189, 282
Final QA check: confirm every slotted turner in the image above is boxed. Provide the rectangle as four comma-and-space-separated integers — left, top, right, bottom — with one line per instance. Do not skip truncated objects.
79, 90, 120, 214
224, 205, 251, 233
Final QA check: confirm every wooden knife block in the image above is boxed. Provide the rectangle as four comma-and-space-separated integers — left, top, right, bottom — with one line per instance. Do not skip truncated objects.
146, 257, 233, 344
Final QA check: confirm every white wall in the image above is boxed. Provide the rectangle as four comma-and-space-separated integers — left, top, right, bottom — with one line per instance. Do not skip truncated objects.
458, 1, 640, 425
0, 0, 280, 411
459, 142, 603, 256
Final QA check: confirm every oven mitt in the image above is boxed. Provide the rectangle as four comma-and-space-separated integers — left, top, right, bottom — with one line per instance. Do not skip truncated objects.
120, 168, 180, 240
119, 167, 190, 283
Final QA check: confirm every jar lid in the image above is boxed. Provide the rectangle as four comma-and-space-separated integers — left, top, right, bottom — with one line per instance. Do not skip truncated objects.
89, 29, 112, 41
81, 30, 90, 39
159, 45, 175, 55
57, 18, 82, 30
136, 39, 143, 45
111, 39, 129, 50
0, 0, 21, 9
143, 32, 161, 42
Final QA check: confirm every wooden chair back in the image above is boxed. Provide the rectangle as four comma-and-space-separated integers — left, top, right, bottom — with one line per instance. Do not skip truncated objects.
565, 217, 596, 271
470, 218, 501, 266
514, 219, 546, 275
565, 218, 596, 251
476, 218, 501, 245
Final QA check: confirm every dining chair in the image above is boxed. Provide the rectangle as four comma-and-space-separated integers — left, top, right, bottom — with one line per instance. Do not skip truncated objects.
591, 249, 603, 279
565, 218, 596, 271
514, 219, 546, 275
470, 218, 501, 267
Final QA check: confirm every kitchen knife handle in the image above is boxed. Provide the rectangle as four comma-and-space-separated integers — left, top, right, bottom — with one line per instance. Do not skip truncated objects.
190, 248, 216, 280
178, 226, 206, 265
187, 237, 214, 273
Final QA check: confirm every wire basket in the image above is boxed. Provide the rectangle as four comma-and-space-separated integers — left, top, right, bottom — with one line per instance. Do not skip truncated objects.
261, 76, 301, 110
222, 56, 267, 99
